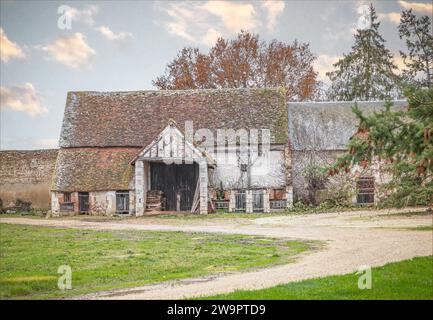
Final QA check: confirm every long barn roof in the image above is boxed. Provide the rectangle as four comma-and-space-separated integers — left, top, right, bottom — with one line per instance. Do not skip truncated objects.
288, 100, 408, 151
52, 147, 139, 191
59, 88, 288, 148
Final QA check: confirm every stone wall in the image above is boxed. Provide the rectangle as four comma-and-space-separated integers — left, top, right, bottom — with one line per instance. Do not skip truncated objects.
0, 150, 58, 209
292, 149, 389, 204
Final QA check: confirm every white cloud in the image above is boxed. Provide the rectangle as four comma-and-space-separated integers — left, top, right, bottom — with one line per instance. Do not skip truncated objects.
0, 83, 48, 116
202, 27, 223, 47
159, 2, 198, 42
261, 0, 285, 31
155, 1, 283, 46
0, 28, 25, 63
379, 12, 401, 25
393, 54, 412, 75
65, 5, 98, 26
97, 26, 133, 41
41, 33, 95, 69
199, 1, 259, 32
314, 54, 341, 83
355, 2, 371, 30
398, 1, 433, 14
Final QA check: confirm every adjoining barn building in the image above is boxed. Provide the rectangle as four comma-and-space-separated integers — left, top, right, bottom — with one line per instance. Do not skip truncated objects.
288, 100, 407, 204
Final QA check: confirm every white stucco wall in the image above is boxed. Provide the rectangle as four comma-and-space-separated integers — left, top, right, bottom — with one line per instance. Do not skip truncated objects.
90, 191, 116, 216
211, 146, 286, 189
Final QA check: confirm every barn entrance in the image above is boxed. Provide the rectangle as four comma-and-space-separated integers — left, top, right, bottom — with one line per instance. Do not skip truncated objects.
133, 120, 216, 215
150, 162, 199, 211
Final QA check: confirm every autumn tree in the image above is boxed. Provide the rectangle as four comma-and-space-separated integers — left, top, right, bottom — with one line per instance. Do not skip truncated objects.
154, 31, 319, 101
329, 87, 433, 207
398, 9, 433, 88
326, 4, 401, 101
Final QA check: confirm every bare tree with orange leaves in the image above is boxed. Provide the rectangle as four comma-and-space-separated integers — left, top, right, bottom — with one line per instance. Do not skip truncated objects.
154, 31, 319, 101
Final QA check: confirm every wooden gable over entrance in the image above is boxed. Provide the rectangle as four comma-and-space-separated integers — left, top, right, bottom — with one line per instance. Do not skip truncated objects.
133, 121, 215, 215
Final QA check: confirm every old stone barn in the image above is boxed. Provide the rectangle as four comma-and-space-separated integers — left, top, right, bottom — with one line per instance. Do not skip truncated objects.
0, 88, 407, 215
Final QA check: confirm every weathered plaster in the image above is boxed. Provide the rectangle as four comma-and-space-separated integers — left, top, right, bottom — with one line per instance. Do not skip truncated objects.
212, 146, 286, 190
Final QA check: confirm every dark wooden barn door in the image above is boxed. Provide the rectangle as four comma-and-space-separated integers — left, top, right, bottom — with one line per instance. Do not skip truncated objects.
78, 192, 89, 213
253, 190, 264, 212
150, 163, 199, 211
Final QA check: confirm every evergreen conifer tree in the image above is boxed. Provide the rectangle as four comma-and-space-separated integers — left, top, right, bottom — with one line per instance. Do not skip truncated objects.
326, 4, 401, 101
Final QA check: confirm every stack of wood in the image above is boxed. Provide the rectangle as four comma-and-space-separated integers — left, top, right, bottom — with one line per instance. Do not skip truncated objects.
146, 190, 165, 214
190, 180, 216, 214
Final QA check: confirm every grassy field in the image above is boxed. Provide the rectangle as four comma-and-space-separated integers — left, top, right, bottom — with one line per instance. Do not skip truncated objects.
203, 256, 433, 300
0, 224, 312, 299
404, 225, 433, 231
387, 210, 432, 217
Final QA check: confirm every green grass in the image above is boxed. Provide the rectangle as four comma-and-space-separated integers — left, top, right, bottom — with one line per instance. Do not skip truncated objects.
0, 212, 47, 219
383, 210, 432, 218
202, 256, 433, 300
0, 224, 312, 299
404, 225, 433, 231
2, 206, 428, 222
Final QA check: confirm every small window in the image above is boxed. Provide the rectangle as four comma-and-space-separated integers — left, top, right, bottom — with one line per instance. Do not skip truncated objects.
258, 144, 262, 157
270, 200, 287, 209
63, 192, 71, 203
357, 176, 375, 204
116, 191, 130, 214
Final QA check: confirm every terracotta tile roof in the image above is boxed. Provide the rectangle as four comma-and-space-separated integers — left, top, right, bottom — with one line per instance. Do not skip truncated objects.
51, 147, 140, 191
0, 149, 58, 184
288, 100, 408, 151
59, 88, 288, 148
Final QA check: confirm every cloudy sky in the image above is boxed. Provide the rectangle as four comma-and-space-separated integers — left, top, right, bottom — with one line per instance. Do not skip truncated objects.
0, 0, 432, 150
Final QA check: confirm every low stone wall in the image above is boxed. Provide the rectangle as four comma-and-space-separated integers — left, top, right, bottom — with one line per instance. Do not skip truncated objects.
0, 149, 58, 210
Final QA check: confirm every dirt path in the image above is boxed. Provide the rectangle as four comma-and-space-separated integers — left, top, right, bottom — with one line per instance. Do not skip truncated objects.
1, 208, 432, 299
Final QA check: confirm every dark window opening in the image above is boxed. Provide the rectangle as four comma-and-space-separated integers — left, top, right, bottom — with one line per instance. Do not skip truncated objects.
78, 192, 89, 214
270, 200, 287, 209
357, 176, 375, 204
116, 191, 130, 214
60, 202, 74, 212
215, 200, 229, 210
63, 192, 71, 203
235, 191, 246, 212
